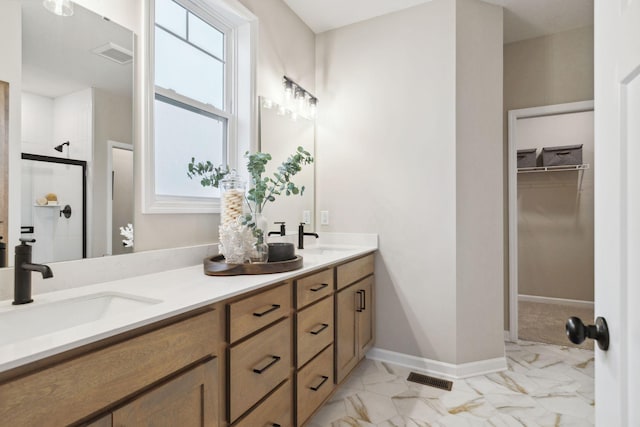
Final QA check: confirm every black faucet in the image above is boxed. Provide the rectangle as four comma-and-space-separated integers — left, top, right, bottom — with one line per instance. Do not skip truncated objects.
298, 223, 319, 249
13, 238, 53, 305
268, 221, 286, 236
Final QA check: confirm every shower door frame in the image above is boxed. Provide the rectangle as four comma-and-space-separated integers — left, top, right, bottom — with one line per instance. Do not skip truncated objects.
21, 153, 87, 259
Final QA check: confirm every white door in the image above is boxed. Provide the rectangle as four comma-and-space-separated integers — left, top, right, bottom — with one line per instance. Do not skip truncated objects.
594, 0, 640, 424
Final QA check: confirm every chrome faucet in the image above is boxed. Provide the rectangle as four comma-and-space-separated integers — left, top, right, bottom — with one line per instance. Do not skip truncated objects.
13, 238, 53, 305
298, 223, 319, 249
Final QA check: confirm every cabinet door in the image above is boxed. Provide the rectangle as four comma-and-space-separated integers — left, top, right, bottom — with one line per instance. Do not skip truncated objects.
357, 276, 374, 359
112, 358, 218, 427
335, 284, 358, 384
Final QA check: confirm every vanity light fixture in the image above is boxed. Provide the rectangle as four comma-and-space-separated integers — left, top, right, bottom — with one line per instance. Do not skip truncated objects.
42, 0, 74, 17
268, 76, 318, 121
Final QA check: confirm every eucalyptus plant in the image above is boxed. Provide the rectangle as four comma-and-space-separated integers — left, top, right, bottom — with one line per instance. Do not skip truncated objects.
187, 146, 314, 214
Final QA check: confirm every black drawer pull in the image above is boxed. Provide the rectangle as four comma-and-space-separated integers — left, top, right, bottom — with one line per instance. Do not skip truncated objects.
253, 355, 281, 374
361, 289, 366, 311
310, 323, 329, 335
557, 151, 571, 155
356, 290, 364, 312
310, 283, 329, 292
271, 424, 281, 427
310, 375, 329, 391
253, 304, 280, 317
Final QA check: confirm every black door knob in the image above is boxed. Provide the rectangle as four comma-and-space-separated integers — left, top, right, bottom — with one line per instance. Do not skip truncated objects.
566, 316, 609, 351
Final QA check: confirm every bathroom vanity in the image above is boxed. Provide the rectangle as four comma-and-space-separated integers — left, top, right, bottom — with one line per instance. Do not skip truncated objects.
0, 243, 376, 426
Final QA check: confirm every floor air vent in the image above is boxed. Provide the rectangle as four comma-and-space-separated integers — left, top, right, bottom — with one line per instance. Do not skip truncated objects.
407, 372, 453, 391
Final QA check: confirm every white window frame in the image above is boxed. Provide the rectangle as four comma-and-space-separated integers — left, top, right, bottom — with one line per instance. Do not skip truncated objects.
143, 0, 257, 214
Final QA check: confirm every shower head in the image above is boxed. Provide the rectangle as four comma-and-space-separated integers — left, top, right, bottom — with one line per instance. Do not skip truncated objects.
54, 141, 70, 152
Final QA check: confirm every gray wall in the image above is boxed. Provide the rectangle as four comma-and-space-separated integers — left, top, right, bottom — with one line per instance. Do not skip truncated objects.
503, 26, 594, 327
316, 0, 504, 365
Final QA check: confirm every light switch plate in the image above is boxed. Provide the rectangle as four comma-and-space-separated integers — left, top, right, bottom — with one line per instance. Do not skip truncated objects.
303, 210, 311, 224
320, 210, 329, 225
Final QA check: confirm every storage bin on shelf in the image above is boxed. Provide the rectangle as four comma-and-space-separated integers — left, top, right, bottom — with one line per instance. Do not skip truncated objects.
540, 144, 583, 166
517, 148, 537, 168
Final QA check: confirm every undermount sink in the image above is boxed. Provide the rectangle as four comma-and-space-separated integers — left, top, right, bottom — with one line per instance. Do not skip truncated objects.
0, 292, 162, 346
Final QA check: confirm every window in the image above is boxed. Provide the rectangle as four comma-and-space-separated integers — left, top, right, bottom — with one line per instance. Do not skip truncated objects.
145, 0, 256, 213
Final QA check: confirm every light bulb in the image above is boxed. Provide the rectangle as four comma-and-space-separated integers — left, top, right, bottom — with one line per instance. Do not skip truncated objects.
283, 80, 294, 106
295, 88, 306, 116
308, 98, 317, 119
43, 0, 74, 16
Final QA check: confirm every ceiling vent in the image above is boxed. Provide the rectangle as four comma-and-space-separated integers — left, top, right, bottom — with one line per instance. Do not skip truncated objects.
92, 42, 133, 65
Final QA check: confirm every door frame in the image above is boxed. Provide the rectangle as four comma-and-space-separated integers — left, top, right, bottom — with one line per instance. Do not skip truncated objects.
507, 100, 594, 342
106, 140, 133, 256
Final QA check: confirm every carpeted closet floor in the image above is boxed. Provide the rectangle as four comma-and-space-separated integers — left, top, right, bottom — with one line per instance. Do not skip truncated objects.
518, 300, 594, 350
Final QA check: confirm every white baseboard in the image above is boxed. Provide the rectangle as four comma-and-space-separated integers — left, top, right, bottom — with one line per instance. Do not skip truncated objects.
518, 294, 594, 309
366, 347, 507, 380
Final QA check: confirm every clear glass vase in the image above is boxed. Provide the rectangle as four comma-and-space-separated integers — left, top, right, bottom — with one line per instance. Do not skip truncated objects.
218, 171, 250, 264
247, 210, 269, 263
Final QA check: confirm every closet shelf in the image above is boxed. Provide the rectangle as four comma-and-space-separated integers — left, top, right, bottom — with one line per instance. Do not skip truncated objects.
517, 164, 589, 174
517, 164, 590, 192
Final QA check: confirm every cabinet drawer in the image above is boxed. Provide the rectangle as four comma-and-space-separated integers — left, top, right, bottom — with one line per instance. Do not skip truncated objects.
229, 318, 291, 423
296, 344, 334, 425
336, 254, 374, 290
295, 268, 334, 309
234, 380, 293, 427
0, 310, 217, 427
297, 296, 333, 368
228, 283, 291, 343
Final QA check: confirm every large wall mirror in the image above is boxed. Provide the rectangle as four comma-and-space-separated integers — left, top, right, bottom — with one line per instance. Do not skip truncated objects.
259, 97, 315, 233
3, 1, 134, 265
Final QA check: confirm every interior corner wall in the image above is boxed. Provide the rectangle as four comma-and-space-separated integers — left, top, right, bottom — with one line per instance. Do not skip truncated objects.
455, 0, 504, 364
316, 0, 459, 363
239, 0, 316, 101
503, 26, 594, 328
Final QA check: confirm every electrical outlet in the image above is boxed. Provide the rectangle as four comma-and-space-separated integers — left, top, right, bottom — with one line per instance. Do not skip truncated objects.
303, 210, 311, 224
320, 210, 329, 225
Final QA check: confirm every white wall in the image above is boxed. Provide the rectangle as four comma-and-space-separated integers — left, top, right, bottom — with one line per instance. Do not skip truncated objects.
316, 0, 504, 366
455, 0, 504, 364
92, 89, 133, 257
22, 89, 93, 161
240, 0, 316, 100
21, 93, 54, 148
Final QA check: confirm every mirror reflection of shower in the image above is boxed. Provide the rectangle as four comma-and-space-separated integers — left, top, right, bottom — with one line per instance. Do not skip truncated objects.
54, 141, 70, 152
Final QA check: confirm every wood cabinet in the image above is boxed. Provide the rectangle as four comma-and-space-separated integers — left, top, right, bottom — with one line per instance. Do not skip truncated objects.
0, 251, 375, 427
296, 344, 334, 425
335, 261, 375, 384
0, 309, 220, 426
225, 282, 293, 425
234, 380, 293, 427
112, 358, 218, 427
229, 317, 292, 422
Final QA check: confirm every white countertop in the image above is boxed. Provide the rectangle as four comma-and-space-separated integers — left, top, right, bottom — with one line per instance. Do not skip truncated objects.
0, 239, 377, 374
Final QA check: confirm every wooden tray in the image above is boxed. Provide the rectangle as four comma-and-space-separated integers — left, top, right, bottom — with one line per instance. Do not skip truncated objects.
203, 255, 303, 276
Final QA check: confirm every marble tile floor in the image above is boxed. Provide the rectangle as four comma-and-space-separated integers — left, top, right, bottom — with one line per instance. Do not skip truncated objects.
306, 341, 594, 426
